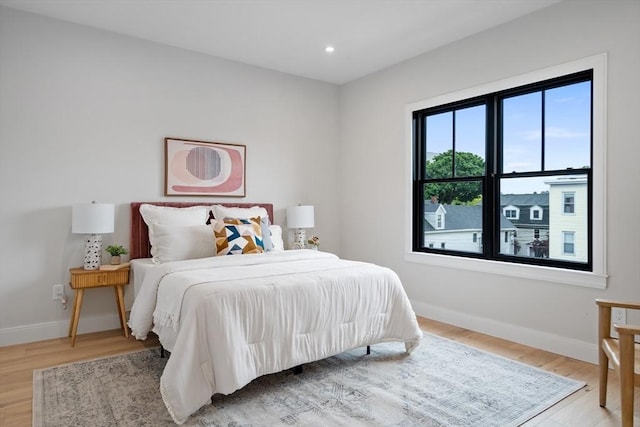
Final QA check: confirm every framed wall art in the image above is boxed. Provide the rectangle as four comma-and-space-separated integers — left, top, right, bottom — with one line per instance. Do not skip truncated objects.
165, 138, 246, 197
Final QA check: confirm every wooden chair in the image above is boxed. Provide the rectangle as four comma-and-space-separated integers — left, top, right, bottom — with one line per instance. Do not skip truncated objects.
596, 299, 640, 426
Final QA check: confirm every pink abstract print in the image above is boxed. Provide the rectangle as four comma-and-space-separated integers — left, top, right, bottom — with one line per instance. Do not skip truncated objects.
165, 138, 246, 196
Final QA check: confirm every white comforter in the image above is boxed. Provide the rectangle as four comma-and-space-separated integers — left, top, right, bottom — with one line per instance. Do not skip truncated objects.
128, 250, 422, 424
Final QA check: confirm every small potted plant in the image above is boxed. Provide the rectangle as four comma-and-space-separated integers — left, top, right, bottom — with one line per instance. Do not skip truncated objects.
105, 245, 128, 265
307, 235, 320, 250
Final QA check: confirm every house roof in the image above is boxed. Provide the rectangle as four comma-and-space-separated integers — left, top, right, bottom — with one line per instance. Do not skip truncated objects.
500, 193, 549, 227
500, 193, 549, 206
424, 201, 441, 213
424, 203, 515, 231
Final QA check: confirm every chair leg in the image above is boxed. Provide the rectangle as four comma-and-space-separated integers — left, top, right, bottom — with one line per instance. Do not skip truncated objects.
598, 345, 609, 407
597, 304, 612, 408
618, 333, 635, 427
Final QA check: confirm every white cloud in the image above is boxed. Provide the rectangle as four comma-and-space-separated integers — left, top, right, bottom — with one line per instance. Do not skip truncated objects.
544, 127, 589, 139
519, 127, 588, 140
520, 130, 541, 141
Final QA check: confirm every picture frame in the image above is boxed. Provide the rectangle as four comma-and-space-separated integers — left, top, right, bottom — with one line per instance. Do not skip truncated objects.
165, 137, 246, 197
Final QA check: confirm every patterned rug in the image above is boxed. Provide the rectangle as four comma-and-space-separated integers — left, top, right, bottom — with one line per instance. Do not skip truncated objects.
33, 333, 584, 426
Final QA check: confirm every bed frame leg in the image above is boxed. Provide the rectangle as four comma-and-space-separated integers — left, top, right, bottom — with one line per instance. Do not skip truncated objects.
293, 365, 303, 375
366, 345, 371, 355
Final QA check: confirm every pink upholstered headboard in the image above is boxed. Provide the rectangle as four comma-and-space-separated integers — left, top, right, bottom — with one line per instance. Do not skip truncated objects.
130, 202, 274, 259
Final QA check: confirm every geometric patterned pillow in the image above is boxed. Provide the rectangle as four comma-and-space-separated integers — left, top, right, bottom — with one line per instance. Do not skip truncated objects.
224, 216, 274, 251
212, 217, 264, 255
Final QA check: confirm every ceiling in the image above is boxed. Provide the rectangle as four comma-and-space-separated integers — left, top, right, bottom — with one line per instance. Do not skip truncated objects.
0, 0, 561, 84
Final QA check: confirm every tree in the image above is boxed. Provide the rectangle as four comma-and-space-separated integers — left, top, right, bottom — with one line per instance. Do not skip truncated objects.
530, 238, 549, 258
424, 150, 485, 204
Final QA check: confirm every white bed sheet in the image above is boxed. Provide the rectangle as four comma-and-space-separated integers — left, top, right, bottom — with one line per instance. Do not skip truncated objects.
129, 258, 156, 299
128, 250, 422, 424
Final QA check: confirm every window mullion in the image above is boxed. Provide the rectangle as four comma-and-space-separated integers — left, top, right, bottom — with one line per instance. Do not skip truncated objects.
541, 90, 546, 172
486, 95, 499, 258
451, 112, 456, 178
413, 112, 424, 251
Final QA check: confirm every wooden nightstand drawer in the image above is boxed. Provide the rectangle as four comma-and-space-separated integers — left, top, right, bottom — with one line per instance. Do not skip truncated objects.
69, 268, 129, 288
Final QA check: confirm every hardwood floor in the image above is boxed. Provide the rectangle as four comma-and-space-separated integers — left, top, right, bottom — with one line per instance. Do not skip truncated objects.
0, 317, 637, 426
0, 329, 160, 427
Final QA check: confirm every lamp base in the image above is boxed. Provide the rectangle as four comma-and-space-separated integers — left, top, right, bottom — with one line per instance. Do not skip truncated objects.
293, 228, 306, 250
83, 234, 102, 270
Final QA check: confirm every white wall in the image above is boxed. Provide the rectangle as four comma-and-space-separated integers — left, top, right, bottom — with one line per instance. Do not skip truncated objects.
339, 1, 640, 363
0, 7, 340, 345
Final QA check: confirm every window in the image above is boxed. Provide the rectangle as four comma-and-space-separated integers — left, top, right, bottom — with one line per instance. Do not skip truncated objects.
503, 206, 519, 219
563, 232, 575, 254
530, 206, 543, 220
473, 233, 477, 243
563, 192, 575, 214
412, 70, 593, 272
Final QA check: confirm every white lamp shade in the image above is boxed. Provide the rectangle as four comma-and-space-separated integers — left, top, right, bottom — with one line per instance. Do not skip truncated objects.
72, 203, 115, 234
287, 205, 315, 229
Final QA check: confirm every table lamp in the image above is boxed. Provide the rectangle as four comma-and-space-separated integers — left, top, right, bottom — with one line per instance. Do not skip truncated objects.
286, 205, 314, 249
72, 202, 115, 270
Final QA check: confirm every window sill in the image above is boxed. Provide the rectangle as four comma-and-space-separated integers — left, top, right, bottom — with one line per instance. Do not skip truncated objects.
404, 251, 607, 289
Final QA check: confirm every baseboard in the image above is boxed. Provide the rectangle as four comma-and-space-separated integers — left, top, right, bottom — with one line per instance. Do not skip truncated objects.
0, 313, 122, 347
411, 300, 598, 365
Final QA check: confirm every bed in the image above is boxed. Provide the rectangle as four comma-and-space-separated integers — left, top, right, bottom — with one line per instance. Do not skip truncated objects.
127, 202, 422, 424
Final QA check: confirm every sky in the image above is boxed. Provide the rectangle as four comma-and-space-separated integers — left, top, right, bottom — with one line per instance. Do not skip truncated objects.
425, 80, 591, 194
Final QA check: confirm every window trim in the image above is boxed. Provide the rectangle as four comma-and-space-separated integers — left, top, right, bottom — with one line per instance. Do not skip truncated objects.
404, 53, 607, 289
530, 205, 543, 220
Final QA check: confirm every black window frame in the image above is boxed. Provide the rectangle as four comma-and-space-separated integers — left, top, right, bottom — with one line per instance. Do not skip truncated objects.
412, 70, 593, 272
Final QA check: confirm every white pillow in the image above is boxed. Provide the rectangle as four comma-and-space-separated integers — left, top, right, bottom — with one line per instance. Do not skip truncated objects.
269, 225, 284, 251
211, 205, 269, 222
152, 223, 215, 263
139, 204, 209, 259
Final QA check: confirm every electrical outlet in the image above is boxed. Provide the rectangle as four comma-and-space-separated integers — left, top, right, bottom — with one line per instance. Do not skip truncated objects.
612, 307, 626, 325
52, 284, 64, 301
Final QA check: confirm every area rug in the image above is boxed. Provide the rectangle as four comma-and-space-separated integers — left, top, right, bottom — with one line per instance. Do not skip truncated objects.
33, 333, 585, 426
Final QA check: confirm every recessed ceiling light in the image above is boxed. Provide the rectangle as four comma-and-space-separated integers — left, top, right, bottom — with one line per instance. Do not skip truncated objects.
325, 46, 335, 53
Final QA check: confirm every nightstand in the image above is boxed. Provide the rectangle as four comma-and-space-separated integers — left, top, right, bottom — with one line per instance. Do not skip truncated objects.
68, 266, 130, 346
